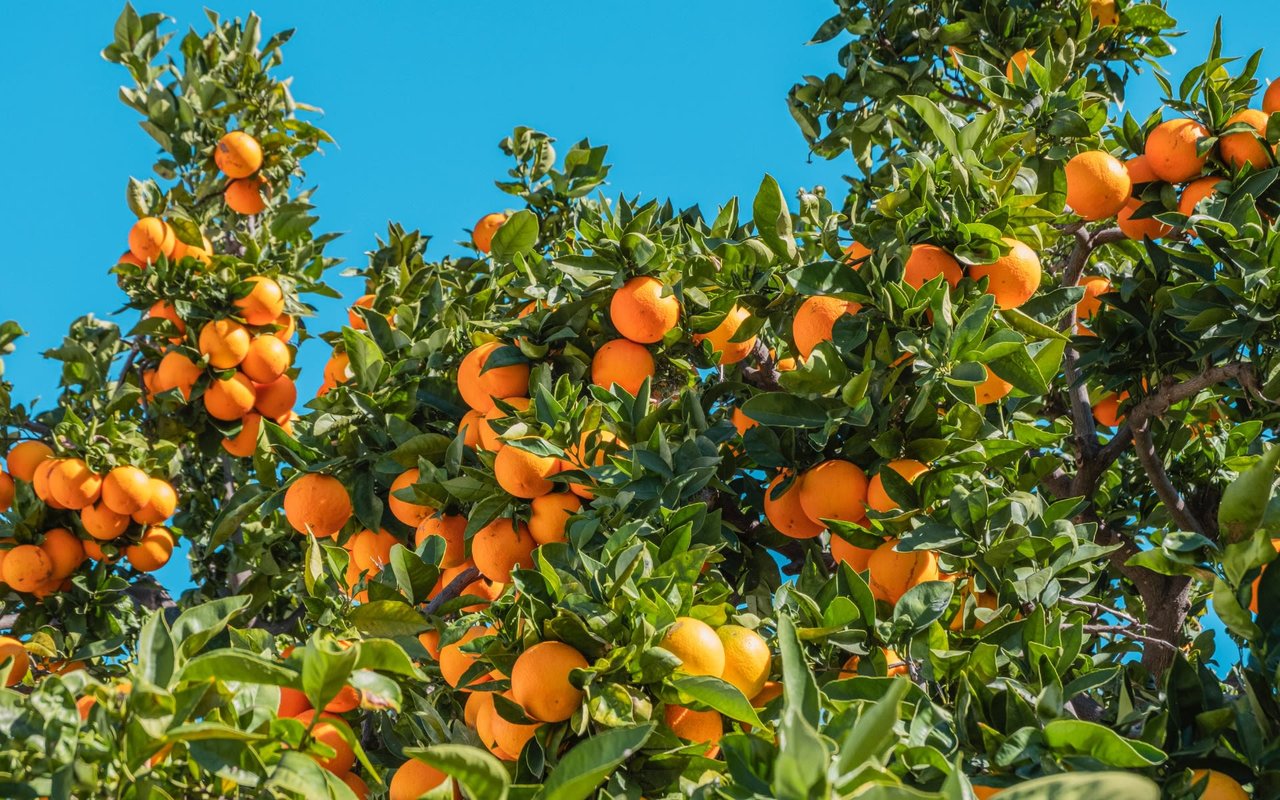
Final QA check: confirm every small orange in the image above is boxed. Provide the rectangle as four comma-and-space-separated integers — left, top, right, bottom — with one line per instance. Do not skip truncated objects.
494, 446, 558, 499
147, 301, 187, 344
511, 641, 588, 723
223, 414, 263, 457
32, 459, 64, 508
388, 468, 433, 526
866, 459, 929, 514
843, 241, 872, 265
528, 492, 582, 545
125, 526, 176, 572
793, 295, 862, 360
591, 339, 654, 395
49, 458, 102, 509
664, 705, 723, 752
1, 544, 53, 592
840, 647, 908, 678
472, 212, 508, 254
660, 617, 726, 677
1064, 150, 1132, 220
459, 409, 485, 448
0, 472, 12, 512
764, 473, 824, 539
128, 217, 176, 262
1117, 198, 1172, 241
224, 176, 268, 214
1145, 118, 1211, 183
457, 341, 530, 413
81, 502, 130, 541
1189, 769, 1249, 800
489, 690, 543, 757
1005, 48, 1034, 80
348, 294, 375, 330
439, 625, 493, 689
904, 244, 962, 289
416, 513, 467, 568
798, 460, 869, 527
132, 478, 177, 525
1266, 81, 1280, 114
969, 238, 1041, 309
1178, 176, 1225, 217
235, 276, 286, 327
693, 305, 757, 364
831, 535, 877, 572
0, 636, 29, 687
389, 758, 449, 800
471, 518, 537, 583
479, 397, 532, 452
731, 406, 758, 436
203, 372, 257, 421
214, 131, 263, 179
341, 772, 369, 800
240, 335, 291, 383
349, 528, 399, 572
866, 541, 941, 605
283, 473, 352, 538
1092, 392, 1128, 428
294, 709, 355, 775
1219, 109, 1273, 172
199, 319, 251, 369
155, 351, 202, 400
610, 276, 680, 344
253, 374, 297, 419
6, 441, 53, 482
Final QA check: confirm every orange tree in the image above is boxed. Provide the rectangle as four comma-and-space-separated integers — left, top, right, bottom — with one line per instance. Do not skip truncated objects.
0, 2, 1278, 799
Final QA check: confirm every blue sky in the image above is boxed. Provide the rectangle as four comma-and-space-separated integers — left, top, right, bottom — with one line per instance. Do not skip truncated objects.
0, 2, 1268, 666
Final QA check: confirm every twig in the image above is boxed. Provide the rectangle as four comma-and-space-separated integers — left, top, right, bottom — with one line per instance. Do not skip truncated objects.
1076, 623, 1178, 651
741, 340, 782, 392
1131, 416, 1205, 536
423, 566, 481, 616
937, 87, 990, 111
1058, 596, 1150, 629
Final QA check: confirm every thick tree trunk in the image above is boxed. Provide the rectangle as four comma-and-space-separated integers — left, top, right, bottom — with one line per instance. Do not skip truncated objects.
1138, 575, 1191, 674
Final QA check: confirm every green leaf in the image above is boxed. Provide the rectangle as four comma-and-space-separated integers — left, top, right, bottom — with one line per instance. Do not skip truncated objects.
349, 600, 428, 638
207, 483, 274, 551
300, 642, 359, 712
171, 596, 251, 657
180, 651, 296, 686
538, 723, 654, 800
834, 677, 908, 773
777, 614, 819, 726
135, 610, 176, 688
999, 308, 1069, 341
995, 772, 1160, 800
752, 174, 797, 262
741, 393, 827, 428
893, 580, 954, 631
342, 328, 385, 388
490, 209, 539, 261
900, 96, 961, 157
671, 676, 764, 727
1042, 720, 1166, 767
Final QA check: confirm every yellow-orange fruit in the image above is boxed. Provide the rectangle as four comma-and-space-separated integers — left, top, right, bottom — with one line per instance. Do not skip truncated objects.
32, 459, 64, 508
294, 710, 354, 775
0, 637, 29, 687
867, 541, 941, 604
904, 244, 962, 289
750, 681, 784, 708
389, 758, 449, 800
844, 241, 872, 265
0, 472, 11, 512
126, 527, 175, 572
480, 397, 531, 451
512, 641, 589, 722
764, 473, 824, 539
1178, 176, 1225, 217
283, 473, 352, 538
348, 528, 398, 573
969, 238, 1041, 309
439, 626, 492, 689
1118, 198, 1173, 241
793, 295, 862, 360
950, 579, 999, 631
798, 460, 869, 526
866, 459, 929, 513
494, 446, 558, 499
1065, 150, 1132, 221
490, 691, 543, 756
1267, 82, 1280, 114
40, 528, 86, 579
81, 538, 115, 564
416, 514, 467, 568
457, 341, 530, 413
2, 544, 53, 592
341, 772, 369, 800
240, 335, 290, 384
272, 312, 296, 343
591, 339, 654, 395
214, 131, 263, 179
472, 212, 508, 254
1092, 392, 1127, 428
694, 306, 757, 364
388, 468, 432, 526
222, 413, 263, 458
1189, 769, 1249, 800
199, 319, 251, 369
528, 492, 582, 545
147, 300, 186, 344
419, 630, 442, 662
831, 535, 877, 572
841, 647, 907, 678
324, 352, 351, 385
1005, 48, 1034, 80
224, 176, 267, 214
1145, 118, 1211, 183
347, 294, 376, 330
664, 705, 723, 751
1090, 0, 1118, 26
128, 217, 176, 262
277, 685, 311, 718
717, 625, 771, 698
1125, 154, 1160, 189
464, 686, 495, 727
155, 351, 202, 400
133, 478, 177, 525
253, 374, 296, 420
974, 367, 1013, 405
49, 458, 102, 510
610, 276, 680, 344
1220, 109, 1273, 172
101, 466, 153, 516
660, 617, 725, 677
235, 276, 286, 327
6, 441, 53, 482
459, 409, 485, 449
203, 372, 256, 421
1076, 275, 1111, 323
732, 406, 758, 436
472, 518, 537, 583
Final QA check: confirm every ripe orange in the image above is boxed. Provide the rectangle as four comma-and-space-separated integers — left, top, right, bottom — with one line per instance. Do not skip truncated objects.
1076, 275, 1111, 323
133, 478, 177, 524
419, 630, 442, 662
0, 636, 29, 687
591, 339, 654, 395
904, 244, 962, 289
1092, 392, 1127, 428
6, 440, 53, 482
512, 641, 588, 722
240, 335, 291, 383
732, 406, 758, 436
273, 312, 297, 343
949, 578, 999, 630
235, 276, 286, 326
717, 625, 771, 698
1178, 176, 1225, 216
415, 514, 467, 568
831, 535, 876, 572
126, 526, 175, 572
224, 176, 268, 214
199, 319, 251, 369
214, 131, 263, 179
439, 626, 493, 689
867, 541, 940, 604
155, 351, 202, 400
750, 681, 784, 709
1005, 48, 1034, 80
793, 295, 862, 360
969, 238, 1041, 309
253, 374, 297, 419
1145, 118, 1211, 183
147, 300, 187, 344
1090, 0, 1118, 25
457, 341, 530, 413
295, 709, 355, 775
472, 212, 508, 254
841, 647, 907, 678
389, 758, 449, 800
490, 691, 543, 757
1065, 150, 1131, 220
660, 617, 726, 677
764, 473, 824, 539
610, 276, 680, 344
33, 459, 64, 508
798, 460, 869, 526
1189, 769, 1249, 800
866, 459, 929, 513
844, 240, 872, 265
1219, 109, 1273, 172
1267, 81, 1280, 114
40, 528, 86, 579
346, 294, 375, 330
81, 538, 115, 563
341, 772, 369, 800
459, 409, 485, 449
203, 372, 256, 421
388, 468, 432, 526
1117, 198, 1172, 241
1125, 155, 1160, 191
974, 366, 1013, 405
472, 517, 537, 582
128, 217, 177, 262
2, 544, 53, 592
528, 492, 582, 545
284, 473, 352, 538
664, 705, 723, 751
480, 397, 532, 451
0, 472, 11, 512
349, 528, 398, 572
49, 458, 102, 509
324, 352, 351, 385
494, 446, 558, 499
171, 236, 213, 266
694, 306, 757, 364
278, 685, 311, 718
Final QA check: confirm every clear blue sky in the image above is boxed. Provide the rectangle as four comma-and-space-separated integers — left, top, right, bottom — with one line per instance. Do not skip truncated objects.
0, 2, 1267, 667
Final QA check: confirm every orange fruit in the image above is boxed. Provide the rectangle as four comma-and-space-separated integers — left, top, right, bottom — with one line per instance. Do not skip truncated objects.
415, 514, 467, 568
610, 276, 680, 344
341, 772, 369, 800
33, 459, 64, 508
1219, 109, 1273, 172
284, 474, 352, 538
840, 647, 907, 678
117, 250, 146, 269
295, 710, 355, 775
214, 131, 263, 179
2, 544, 53, 592
126, 526, 175, 572
764, 473, 824, 539
831, 535, 876, 572
324, 352, 351, 385
844, 241, 872, 265
81, 538, 115, 563
171, 235, 213, 266
6, 440, 53, 482
40, 528, 86, 579
1065, 150, 1132, 220
1125, 154, 1160, 189
904, 244, 962, 289
591, 339, 654, 395
235, 276, 286, 327
472, 518, 537, 583
253, 374, 297, 419
949, 579, 999, 631
867, 541, 941, 604
203, 372, 256, 420
1092, 392, 1127, 427
147, 300, 187, 343
1189, 769, 1249, 800
439, 626, 492, 689
224, 176, 268, 214
1178, 176, 1225, 216
750, 681, 784, 708
459, 409, 484, 448
798, 460, 869, 526
1090, 0, 1118, 26
969, 238, 1041, 309
388, 468, 432, 526
419, 630, 443, 661
278, 685, 311, 718
464, 686, 495, 727
272, 312, 297, 343
717, 625, 771, 698
128, 217, 176, 262
49, 458, 102, 509
479, 397, 532, 452
528, 492, 582, 545
490, 690, 543, 757
660, 617, 725, 677
1005, 48, 1034, 80
974, 366, 1013, 405
222, 413, 263, 457
866, 459, 929, 513
348, 528, 398, 573
457, 341, 530, 413
793, 295, 862, 360
732, 406, 758, 436
155, 351, 202, 400
664, 705, 723, 752
133, 478, 177, 524
694, 305, 757, 364
389, 758, 449, 800
1145, 118, 1211, 183
563, 429, 624, 500
0, 636, 29, 687
347, 294, 375, 330
1117, 198, 1172, 241
511, 641, 588, 723
0, 472, 11, 512
1267, 81, 1280, 114
472, 212, 508, 254
199, 319, 251, 369
1076, 275, 1111, 324
324, 683, 361, 714
494, 446, 558, 499
240, 335, 291, 383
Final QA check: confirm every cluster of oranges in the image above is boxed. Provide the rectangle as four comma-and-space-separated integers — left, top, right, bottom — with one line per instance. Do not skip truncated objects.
0, 441, 178, 596
217, 131, 271, 216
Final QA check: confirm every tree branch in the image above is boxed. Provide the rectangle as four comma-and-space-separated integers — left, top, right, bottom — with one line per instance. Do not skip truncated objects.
742, 339, 782, 392
1131, 416, 1205, 536
423, 566, 481, 616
